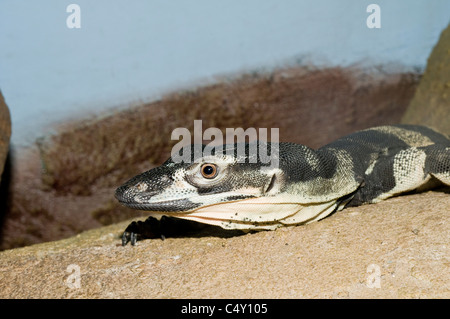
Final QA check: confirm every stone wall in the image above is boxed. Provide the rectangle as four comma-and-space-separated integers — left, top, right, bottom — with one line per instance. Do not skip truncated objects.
402, 23, 450, 135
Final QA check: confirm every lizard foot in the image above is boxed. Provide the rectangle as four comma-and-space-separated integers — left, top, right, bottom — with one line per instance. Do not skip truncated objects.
121, 216, 165, 246
121, 215, 208, 246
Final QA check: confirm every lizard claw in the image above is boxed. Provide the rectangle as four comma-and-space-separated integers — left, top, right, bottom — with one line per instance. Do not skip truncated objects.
121, 220, 142, 246
121, 231, 129, 246
121, 230, 139, 246
121, 217, 163, 246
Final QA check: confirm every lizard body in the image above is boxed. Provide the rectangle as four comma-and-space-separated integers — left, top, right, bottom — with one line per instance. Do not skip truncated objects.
116, 124, 450, 245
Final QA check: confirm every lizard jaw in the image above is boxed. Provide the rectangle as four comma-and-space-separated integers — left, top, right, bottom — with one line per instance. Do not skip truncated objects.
115, 186, 202, 212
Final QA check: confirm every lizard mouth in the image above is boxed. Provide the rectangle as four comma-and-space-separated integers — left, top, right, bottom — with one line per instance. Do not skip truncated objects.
115, 185, 201, 212
117, 198, 200, 212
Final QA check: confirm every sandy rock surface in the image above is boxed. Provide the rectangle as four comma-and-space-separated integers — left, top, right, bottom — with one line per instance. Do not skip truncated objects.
0, 191, 448, 299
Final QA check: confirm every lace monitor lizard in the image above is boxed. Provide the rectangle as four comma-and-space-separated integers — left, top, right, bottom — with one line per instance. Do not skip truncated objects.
116, 124, 450, 245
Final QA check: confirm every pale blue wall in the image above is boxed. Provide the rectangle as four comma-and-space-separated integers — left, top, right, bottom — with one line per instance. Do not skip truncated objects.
0, 0, 449, 146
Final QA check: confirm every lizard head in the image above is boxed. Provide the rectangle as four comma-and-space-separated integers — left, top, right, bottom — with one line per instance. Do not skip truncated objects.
115, 143, 296, 230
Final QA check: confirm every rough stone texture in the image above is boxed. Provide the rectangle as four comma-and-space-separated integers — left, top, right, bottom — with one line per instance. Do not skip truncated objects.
0, 90, 11, 180
1, 191, 448, 299
1, 66, 419, 250
402, 23, 450, 135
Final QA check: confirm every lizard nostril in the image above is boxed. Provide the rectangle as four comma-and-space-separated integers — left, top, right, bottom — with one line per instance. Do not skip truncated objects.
134, 182, 148, 192
159, 175, 171, 183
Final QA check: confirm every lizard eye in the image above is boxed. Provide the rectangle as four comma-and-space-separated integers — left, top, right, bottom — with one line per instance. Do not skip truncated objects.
201, 163, 218, 179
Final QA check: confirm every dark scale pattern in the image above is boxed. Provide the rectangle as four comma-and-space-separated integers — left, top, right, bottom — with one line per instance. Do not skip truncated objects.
408, 125, 450, 146
323, 125, 450, 205
277, 143, 337, 183
321, 127, 408, 179
423, 144, 450, 175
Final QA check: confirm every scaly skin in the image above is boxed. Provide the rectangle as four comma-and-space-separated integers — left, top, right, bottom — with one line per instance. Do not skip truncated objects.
116, 125, 450, 245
